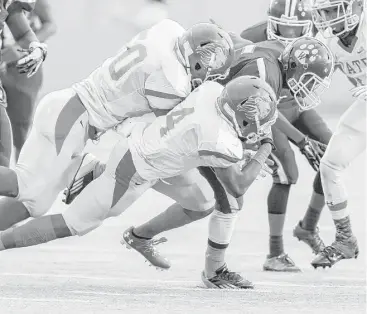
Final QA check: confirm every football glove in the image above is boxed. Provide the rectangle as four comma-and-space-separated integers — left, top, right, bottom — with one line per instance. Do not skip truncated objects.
16, 42, 47, 77
297, 136, 327, 171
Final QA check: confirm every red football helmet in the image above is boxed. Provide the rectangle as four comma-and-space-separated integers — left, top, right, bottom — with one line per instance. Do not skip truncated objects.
177, 23, 234, 89
280, 37, 335, 110
216, 76, 278, 144
312, 0, 364, 37
267, 0, 314, 45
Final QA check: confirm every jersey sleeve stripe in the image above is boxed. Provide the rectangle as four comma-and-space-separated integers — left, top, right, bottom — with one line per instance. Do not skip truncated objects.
198, 150, 241, 163
145, 89, 185, 100
256, 58, 267, 81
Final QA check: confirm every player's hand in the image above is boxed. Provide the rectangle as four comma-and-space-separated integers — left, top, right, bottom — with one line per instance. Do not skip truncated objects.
16, 42, 47, 77
350, 85, 367, 102
240, 150, 274, 178
297, 136, 327, 171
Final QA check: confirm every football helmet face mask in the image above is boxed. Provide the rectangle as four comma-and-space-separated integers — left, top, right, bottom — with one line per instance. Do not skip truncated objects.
267, 0, 314, 45
280, 37, 335, 110
177, 23, 234, 89
312, 0, 364, 37
216, 76, 278, 144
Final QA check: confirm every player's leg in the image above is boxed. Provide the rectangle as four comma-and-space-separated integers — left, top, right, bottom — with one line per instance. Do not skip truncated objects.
293, 109, 332, 253
121, 168, 216, 269
264, 127, 300, 272
312, 98, 365, 268
199, 166, 253, 289
0, 89, 89, 231
0, 104, 12, 167
4, 65, 43, 161
135, 168, 216, 237
0, 138, 154, 251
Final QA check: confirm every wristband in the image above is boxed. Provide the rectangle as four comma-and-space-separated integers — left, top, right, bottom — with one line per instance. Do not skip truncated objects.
260, 137, 276, 151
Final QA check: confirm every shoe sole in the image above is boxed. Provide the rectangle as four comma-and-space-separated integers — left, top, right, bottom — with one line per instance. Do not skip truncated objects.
263, 266, 302, 273
201, 271, 254, 289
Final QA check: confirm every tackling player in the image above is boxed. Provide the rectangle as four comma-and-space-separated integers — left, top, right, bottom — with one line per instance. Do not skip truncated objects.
0, 20, 234, 232
62, 36, 335, 288
0, 76, 278, 290
240, 0, 334, 272
0, 0, 48, 167
308, 0, 366, 268
1, 0, 56, 161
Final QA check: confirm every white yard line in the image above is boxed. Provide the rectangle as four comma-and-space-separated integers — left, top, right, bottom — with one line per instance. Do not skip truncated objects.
0, 272, 365, 289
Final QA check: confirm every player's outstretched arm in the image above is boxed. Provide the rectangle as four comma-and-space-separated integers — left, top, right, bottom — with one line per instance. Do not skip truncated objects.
214, 142, 273, 198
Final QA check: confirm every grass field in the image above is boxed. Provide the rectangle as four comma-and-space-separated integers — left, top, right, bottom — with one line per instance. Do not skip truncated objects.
0, 117, 365, 314
0, 1, 365, 313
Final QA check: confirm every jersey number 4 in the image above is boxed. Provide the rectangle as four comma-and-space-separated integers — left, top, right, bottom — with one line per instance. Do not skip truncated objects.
160, 107, 195, 137
109, 44, 147, 81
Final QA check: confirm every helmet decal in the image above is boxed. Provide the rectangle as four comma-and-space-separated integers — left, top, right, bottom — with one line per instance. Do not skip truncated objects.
238, 95, 273, 121
295, 43, 321, 65
196, 43, 230, 70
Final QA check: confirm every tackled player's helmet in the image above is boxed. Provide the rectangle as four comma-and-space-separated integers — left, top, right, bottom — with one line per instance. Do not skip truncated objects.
216, 76, 278, 144
267, 0, 314, 45
280, 37, 334, 110
312, 0, 364, 37
177, 23, 234, 89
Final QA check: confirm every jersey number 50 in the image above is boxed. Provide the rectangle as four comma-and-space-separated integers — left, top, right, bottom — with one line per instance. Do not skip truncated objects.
109, 44, 147, 81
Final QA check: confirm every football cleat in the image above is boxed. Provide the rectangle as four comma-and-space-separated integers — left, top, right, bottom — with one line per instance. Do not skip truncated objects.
263, 253, 301, 272
62, 153, 103, 204
121, 226, 171, 270
293, 221, 326, 254
311, 235, 359, 269
201, 264, 254, 289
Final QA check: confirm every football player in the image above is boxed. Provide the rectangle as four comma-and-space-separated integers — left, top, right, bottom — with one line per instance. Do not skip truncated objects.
0, 20, 234, 232
62, 36, 335, 288
308, 0, 366, 268
1, 0, 56, 161
240, 0, 334, 272
0, 0, 48, 167
0, 76, 278, 290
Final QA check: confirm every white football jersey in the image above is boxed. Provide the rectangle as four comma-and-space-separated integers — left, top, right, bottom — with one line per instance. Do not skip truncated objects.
317, 10, 366, 87
72, 19, 191, 130
128, 81, 244, 181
